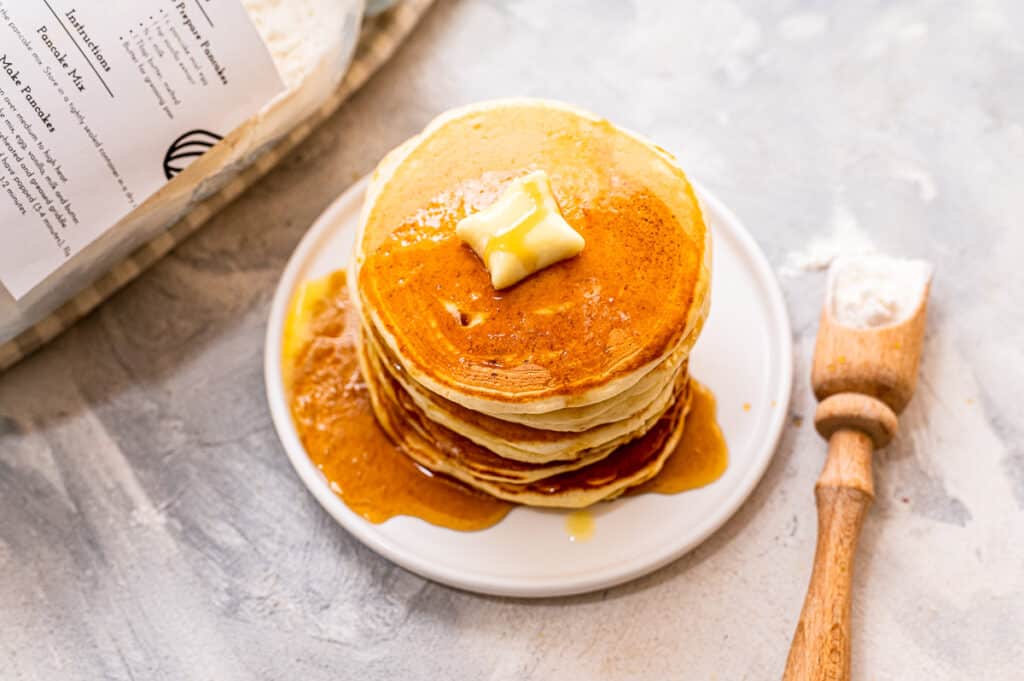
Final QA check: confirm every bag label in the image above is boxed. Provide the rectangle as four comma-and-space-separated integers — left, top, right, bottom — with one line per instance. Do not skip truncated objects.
0, 0, 284, 298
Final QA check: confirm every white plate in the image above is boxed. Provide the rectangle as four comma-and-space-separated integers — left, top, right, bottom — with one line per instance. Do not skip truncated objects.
265, 176, 793, 598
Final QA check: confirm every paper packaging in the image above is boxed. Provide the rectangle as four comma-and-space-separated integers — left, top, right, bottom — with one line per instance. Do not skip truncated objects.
0, 0, 285, 298
0, 0, 363, 343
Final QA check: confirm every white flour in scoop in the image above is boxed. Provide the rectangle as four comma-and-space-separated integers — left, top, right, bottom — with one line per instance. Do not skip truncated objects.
827, 254, 933, 328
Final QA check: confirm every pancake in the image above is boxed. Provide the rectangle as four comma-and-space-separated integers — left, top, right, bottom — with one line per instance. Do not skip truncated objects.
352, 99, 711, 415
358, 335, 661, 482
363, 319, 688, 462
377, 301, 706, 435
358, 326, 695, 507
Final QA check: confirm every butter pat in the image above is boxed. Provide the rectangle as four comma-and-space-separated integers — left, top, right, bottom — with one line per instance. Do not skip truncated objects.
456, 171, 585, 289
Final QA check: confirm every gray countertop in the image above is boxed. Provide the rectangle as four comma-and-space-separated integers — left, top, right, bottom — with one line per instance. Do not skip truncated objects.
2, 1, 1022, 679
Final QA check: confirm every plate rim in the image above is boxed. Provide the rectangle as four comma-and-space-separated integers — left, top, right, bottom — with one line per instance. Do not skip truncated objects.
264, 176, 793, 598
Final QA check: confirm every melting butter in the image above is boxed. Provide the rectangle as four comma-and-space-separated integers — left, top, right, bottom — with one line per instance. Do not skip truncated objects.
455, 170, 585, 289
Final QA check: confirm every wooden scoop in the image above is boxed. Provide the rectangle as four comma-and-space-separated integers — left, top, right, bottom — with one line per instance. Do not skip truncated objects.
782, 284, 930, 681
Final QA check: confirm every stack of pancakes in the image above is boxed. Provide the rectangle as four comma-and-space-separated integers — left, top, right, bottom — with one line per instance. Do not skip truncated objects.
349, 100, 711, 507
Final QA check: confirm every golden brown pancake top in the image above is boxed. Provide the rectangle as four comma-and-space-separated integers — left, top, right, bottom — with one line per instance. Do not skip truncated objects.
359, 103, 708, 404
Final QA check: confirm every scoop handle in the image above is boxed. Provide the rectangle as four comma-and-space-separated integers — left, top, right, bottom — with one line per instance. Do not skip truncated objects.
782, 429, 874, 681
